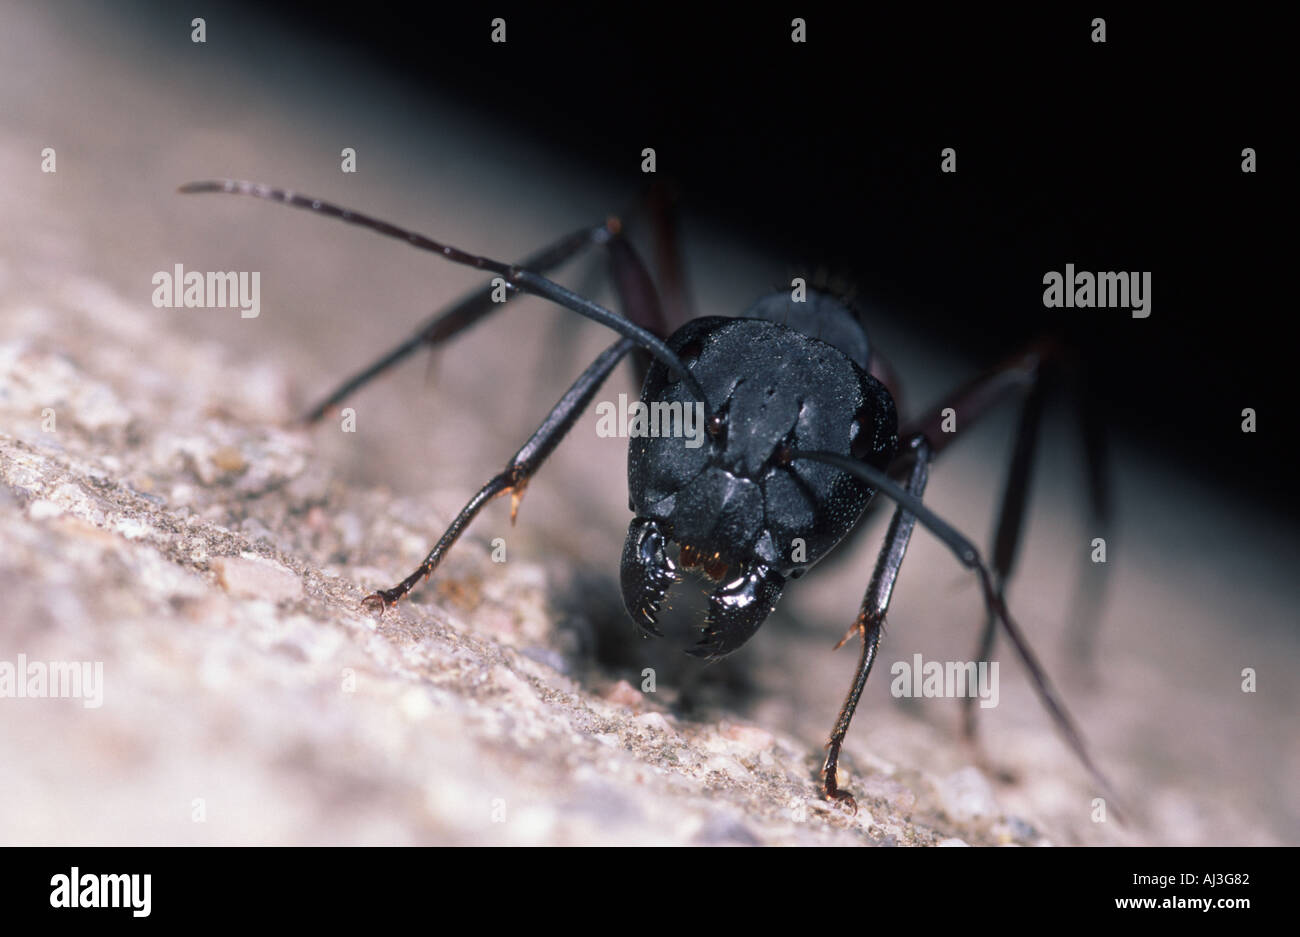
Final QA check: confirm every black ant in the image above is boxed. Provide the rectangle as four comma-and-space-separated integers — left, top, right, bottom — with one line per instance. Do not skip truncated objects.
180, 179, 1119, 815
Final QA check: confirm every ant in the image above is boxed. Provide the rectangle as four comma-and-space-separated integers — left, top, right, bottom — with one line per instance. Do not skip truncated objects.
181, 179, 1119, 815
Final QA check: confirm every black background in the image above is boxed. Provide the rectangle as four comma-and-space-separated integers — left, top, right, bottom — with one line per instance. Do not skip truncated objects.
216, 4, 1286, 514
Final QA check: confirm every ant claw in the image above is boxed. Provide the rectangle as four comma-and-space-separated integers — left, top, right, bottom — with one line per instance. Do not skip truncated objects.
823, 787, 858, 816
821, 762, 859, 815
361, 593, 389, 615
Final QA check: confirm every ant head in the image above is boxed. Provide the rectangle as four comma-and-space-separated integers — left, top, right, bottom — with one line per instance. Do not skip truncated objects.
621, 317, 897, 658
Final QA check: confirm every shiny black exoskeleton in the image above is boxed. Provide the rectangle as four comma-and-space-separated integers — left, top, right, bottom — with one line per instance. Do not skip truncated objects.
621, 293, 898, 658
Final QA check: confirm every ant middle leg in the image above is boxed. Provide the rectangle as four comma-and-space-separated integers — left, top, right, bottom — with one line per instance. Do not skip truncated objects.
822, 434, 933, 811
900, 339, 1109, 738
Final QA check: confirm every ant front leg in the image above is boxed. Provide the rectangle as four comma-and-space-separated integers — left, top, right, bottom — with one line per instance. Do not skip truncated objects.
363, 337, 636, 612
357, 229, 673, 612
795, 432, 1122, 816
822, 435, 932, 812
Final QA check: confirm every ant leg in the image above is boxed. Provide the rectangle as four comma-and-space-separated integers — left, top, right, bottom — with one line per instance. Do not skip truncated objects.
791, 445, 1123, 818
902, 339, 1111, 729
1064, 361, 1112, 682
822, 435, 932, 812
901, 339, 1052, 454
964, 366, 1050, 741
363, 337, 636, 613
644, 181, 695, 332
899, 341, 1054, 741
303, 221, 623, 424
603, 219, 671, 388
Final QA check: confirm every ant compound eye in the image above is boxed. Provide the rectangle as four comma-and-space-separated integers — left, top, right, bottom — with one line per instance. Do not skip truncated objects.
707, 412, 726, 442
849, 407, 879, 462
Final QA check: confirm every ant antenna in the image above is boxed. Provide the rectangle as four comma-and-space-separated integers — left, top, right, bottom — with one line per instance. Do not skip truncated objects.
178, 180, 708, 407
